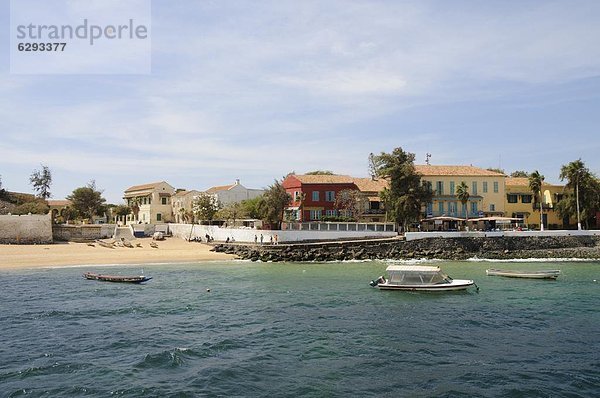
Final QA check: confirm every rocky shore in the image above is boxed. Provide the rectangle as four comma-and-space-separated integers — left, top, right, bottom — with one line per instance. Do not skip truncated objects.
212, 235, 600, 262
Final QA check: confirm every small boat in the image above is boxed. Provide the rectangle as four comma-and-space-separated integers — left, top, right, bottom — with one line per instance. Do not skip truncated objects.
370, 265, 477, 291
83, 272, 152, 284
486, 269, 560, 279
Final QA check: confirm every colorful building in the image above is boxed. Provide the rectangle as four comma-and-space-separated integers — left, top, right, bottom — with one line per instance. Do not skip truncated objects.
504, 177, 570, 229
353, 177, 388, 222
416, 165, 506, 219
282, 174, 359, 221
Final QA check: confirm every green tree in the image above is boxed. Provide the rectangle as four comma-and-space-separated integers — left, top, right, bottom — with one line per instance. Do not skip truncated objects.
217, 201, 247, 226
113, 204, 131, 223
455, 181, 470, 220
66, 181, 107, 222
14, 200, 49, 215
305, 170, 335, 175
258, 180, 291, 229
334, 189, 366, 220
193, 193, 221, 224
511, 170, 530, 178
528, 170, 545, 230
241, 196, 264, 220
487, 168, 506, 175
558, 159, 598, 229
29, 164, 52, 199
369, 147, 433, 231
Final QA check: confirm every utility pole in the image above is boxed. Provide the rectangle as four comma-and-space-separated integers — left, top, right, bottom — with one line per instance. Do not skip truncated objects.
576, 171, 582, 230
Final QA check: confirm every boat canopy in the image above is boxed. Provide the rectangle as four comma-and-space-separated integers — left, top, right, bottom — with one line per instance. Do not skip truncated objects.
385, 265, 450, 284
386, 265, 441, 272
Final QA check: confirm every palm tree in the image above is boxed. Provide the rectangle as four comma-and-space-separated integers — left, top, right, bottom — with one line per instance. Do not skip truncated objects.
455, 181, 470, 221
528, 171, 545, 231
559, 159, 587, 230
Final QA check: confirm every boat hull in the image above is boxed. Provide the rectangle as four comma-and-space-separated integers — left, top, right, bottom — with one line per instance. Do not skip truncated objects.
376, 279, 474, 291
486, 269, 560, 279
83, 272, 152, 284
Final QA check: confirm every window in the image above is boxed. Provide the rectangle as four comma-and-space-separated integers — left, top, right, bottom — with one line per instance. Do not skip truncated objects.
490, 204, 495, 212
309, 210, 321, 220
294, 191, 301, 201
472, 181, 477, 195
493, 181, 499, 193
436, 181, 444, 195
312, 191, 320, 201
448, 202, 457, 215
161, 197, 167, 205
521, 195, 532, 203
156, 213, 162, 222
470, 202, 478, 214
325, 209, 337, 216
438, 202, 444, 214
325, 191, 335, 202
426, 203, 433, 216
507, 194, 518, 203
482, 182, 488, 193
449, 181, 455, 195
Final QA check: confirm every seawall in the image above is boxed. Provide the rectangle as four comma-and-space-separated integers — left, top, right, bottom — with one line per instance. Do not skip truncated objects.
212, 235, 600, 262
0, 214, 53, 244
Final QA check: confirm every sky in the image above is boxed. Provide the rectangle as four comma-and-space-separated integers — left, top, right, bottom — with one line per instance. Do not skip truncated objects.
1, 0, 600, 203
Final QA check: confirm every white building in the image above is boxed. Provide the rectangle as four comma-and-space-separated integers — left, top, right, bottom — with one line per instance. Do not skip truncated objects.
205, 179, 264, 205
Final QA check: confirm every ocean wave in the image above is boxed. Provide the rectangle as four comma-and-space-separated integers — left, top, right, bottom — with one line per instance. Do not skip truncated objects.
466, 257, 597, 263
386, 258, 445, 265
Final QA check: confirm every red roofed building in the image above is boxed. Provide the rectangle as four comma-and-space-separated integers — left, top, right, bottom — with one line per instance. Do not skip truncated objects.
283, 174, 357, 221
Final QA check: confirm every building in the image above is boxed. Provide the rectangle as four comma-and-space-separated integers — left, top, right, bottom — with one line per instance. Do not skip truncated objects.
353, 177, 388, 222
47, 200, 72, 222
504, 177, 570, 229
282, 174, 361, 221
204, 179, 264, 206
416, 165, 506, 219
123, 181, 175, 224
172, 190, 201, 223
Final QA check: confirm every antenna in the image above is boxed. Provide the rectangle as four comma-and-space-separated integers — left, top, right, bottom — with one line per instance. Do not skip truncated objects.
426, 153, 431, 165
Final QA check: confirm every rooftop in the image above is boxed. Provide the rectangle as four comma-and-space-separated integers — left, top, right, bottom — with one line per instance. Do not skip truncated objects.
415, 165, 506, 177
124, 181, 168, 192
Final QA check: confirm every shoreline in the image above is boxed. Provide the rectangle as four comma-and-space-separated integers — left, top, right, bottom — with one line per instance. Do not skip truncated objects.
0, 238, 235, 270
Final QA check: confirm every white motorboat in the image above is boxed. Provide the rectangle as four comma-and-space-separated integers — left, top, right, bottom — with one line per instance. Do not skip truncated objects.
370, 265, 477, 291
486, 269, 560, 279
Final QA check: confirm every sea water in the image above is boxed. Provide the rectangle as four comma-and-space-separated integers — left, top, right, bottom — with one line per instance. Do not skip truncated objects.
0, 260, 598, 397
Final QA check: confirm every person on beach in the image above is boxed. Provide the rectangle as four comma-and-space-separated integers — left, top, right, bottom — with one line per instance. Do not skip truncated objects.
260, 234, 264, 244
270, 235, 273, 245
254, 235, 258, 244
274, 234, 278, 245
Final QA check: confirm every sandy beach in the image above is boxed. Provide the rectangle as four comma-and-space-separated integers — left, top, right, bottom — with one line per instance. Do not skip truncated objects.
0, 238, 235, 270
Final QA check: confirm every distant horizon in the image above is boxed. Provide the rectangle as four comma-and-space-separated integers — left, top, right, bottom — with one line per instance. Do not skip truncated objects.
2, 1, 599, 203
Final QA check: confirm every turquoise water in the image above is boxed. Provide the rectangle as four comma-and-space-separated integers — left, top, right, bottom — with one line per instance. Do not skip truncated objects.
0, 260, 598, 397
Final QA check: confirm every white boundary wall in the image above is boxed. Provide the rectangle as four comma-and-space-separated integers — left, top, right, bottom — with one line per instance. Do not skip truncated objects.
168, 223, 397, 243
0, 214, 53, 244
405, 230, 600, 241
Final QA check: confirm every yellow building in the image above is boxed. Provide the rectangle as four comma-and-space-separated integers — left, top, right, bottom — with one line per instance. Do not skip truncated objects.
416, 165, 506, 219
504, 177, 571, 229
123, 181, 175, 224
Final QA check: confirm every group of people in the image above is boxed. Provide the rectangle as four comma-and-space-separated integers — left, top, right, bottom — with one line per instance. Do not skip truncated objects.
254, 234, 279, 245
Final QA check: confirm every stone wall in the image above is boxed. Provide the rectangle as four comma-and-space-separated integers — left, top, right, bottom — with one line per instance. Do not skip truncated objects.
213, 235, 600, 262
52, 224, 115, 242
168, 223, 397, 243
0, 214, 53, 244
